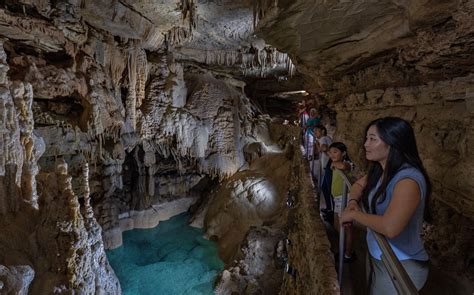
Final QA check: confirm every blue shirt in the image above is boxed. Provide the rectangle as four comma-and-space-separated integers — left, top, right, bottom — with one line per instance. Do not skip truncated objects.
305, 117, 321, 136
367, 165, 429, 261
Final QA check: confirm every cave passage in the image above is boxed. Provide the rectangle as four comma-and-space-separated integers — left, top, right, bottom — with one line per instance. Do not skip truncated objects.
106, 213, 224, 295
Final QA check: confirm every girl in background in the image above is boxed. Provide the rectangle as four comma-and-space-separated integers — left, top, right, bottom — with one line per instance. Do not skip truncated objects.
327, 142, 355, 262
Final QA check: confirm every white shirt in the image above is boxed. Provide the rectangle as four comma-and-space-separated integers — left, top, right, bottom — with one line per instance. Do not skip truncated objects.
317, 136, 332, 169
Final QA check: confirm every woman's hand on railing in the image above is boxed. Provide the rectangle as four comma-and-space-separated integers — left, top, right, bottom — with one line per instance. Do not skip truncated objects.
340, 203, 360, 227
346, 200, 360, 212
340, 210, 355, 227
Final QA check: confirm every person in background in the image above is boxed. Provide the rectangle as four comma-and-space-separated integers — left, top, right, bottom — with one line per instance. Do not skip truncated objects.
314, 125, 332, 183
297, 101, 309, 128
327, 142, 356, 262
304, 108, 321, 160
305, 108, 321, 134
341, 117, 431, 294
297, 102, 309, 156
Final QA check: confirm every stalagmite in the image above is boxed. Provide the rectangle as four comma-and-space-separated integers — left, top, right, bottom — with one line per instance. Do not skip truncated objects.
12, 82, 45, 209
56, 159, 80, 221
0, 42, 45, 212
81, 162, 94, 219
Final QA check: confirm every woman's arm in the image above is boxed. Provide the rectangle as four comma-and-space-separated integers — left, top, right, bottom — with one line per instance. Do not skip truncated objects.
345, 175, 367, 211
341, 178, 421, 238
349, 176, 367, 201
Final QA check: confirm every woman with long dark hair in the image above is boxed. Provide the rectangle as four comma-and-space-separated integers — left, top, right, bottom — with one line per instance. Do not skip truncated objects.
341, 117, 431, 294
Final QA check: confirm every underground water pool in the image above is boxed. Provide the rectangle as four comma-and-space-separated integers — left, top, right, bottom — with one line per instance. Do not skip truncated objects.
106, 213, 224, 295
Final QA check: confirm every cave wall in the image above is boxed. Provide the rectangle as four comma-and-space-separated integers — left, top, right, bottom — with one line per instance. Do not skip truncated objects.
256, 0, 474, 289
0, 38, 120, 293
332, 77, 474, 286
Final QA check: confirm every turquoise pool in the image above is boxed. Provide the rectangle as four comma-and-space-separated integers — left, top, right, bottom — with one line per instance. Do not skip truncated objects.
106, 213, 224, 295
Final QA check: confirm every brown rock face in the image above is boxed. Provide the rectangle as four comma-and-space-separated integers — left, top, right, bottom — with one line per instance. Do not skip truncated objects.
0, 36, 120, 293
332, 78, 474, 288
32, 160, 121, 294
257, 0, 474, 289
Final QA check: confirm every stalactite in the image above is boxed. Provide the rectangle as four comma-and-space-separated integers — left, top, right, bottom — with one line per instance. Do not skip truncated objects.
104, 122, 123, 143
133, 147, 150, 208
166, 26, 192, 47
196, 48, 295, 78
253, 0, 278, 29
142, 25, 163, 50
124, 43, 148, 131
135, 48, 148, 108
126, 44, 138, 131
180, 0, 197, 33
109, 44, 127, 116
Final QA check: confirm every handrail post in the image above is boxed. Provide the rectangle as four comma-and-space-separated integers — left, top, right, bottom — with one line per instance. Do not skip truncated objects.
311, 137, 315, 176
301, 113, 305, 139
338, 180, 348, 287
307, 133, 313, 174
319, 156, 322, 189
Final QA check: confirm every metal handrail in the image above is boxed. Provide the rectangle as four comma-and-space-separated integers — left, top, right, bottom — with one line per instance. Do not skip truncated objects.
338, 177, 348, 287
335, 169, 419, 295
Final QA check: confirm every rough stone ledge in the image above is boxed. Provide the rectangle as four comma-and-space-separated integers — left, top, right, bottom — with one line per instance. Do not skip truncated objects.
279, 138, 339, 295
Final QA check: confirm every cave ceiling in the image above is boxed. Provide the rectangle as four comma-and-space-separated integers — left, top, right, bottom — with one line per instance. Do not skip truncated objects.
256, 0, 474, 100
0, 0, 304, 109
1, 0, 473, 104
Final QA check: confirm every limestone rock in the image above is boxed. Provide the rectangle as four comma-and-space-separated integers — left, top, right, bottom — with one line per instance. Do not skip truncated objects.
199, 150, 291, 262
215, 227, 285, 295
0, 265, 34, 295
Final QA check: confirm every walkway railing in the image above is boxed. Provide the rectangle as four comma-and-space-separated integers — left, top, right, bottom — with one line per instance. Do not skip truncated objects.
335, 169, 419, 295
280, 129, 340, 294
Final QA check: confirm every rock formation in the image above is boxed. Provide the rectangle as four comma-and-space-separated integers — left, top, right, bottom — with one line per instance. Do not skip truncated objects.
0, 0, 472, 293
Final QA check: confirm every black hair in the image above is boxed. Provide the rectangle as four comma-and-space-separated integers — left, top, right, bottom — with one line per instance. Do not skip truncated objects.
329, 142, 351, 162
325, 142, 354, 170
362, 117, 432, 221
314, 125, 327, 136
